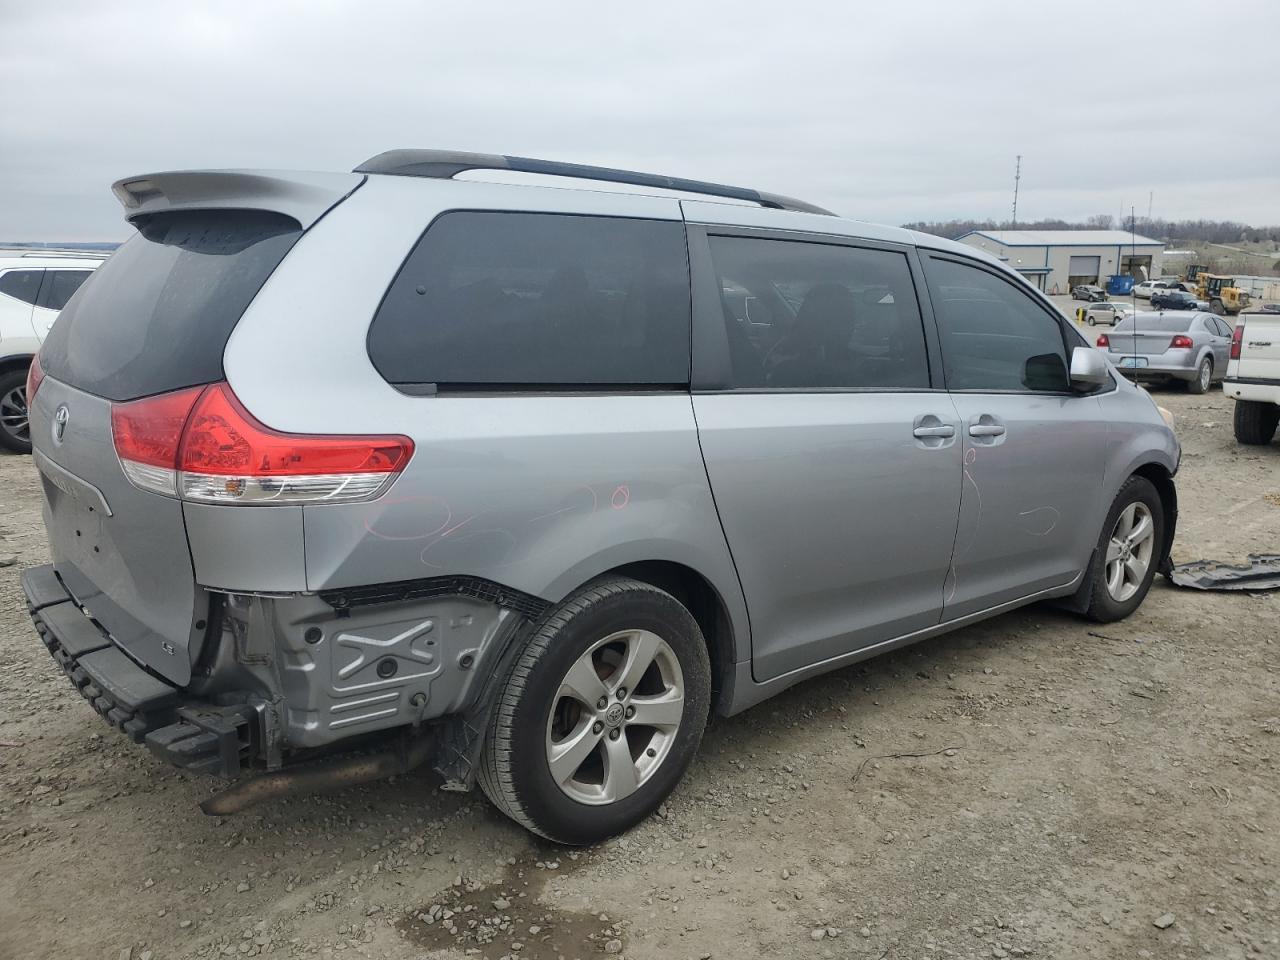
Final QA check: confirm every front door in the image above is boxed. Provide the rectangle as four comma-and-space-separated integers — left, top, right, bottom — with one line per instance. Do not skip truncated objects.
922, 253, 1109, 619
689, 229, 962, 682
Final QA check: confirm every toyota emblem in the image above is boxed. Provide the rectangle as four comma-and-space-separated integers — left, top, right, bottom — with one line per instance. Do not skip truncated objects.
52, 404, 69, 444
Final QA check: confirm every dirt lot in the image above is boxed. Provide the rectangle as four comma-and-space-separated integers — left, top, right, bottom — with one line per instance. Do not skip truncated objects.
1, 386, 1276, 960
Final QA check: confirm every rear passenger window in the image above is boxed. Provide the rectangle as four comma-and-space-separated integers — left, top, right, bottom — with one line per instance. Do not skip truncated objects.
37, 270, 93, 311
926, 257, 1070, 392
368, 212, 690, 388
0, 269, 44, 306
707, 236, 930, 389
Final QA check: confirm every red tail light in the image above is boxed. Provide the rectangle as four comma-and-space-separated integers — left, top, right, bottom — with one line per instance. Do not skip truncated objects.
1170, 334, 1194, 349
1230, 324, 1243, 360
25, 354, 45, 403
1096, 333, 1110, 347
111, 382, 413, 504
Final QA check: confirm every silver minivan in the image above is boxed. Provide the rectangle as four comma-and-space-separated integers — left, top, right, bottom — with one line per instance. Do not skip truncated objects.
22, 150, 1179, 844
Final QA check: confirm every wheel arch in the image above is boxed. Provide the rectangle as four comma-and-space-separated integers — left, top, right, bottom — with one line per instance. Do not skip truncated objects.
1130, 461, 1178, 574
591, 559, 738, 717
0, 352, 34, 378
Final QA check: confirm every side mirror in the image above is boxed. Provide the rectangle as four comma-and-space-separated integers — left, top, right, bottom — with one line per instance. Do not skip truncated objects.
1070, 346, 1110, 389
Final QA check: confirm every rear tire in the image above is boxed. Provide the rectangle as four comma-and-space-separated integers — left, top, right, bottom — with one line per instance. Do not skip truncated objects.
0, 368, 33, 454
1234, 399, 1280, 445
1082, 476, 1164, 623
1088, 316, 1097, 326
478, 577, 711, 845
1188, 358, 1212, 394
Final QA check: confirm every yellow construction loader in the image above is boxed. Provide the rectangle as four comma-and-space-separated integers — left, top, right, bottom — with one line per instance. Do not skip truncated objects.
1194, 275, 1252, 316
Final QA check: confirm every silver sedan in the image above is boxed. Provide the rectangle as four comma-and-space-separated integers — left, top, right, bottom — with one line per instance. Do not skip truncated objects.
1095, 311, 1234, 393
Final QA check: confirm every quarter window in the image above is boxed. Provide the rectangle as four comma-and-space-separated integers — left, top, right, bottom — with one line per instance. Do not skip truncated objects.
0, 269, 44, 306
37, 269, 93, 311
367, 212, 690, 388
707, 236, 930, 389
926, 257, 1070, 392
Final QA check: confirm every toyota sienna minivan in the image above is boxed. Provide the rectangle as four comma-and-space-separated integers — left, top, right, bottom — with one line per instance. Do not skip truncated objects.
23, 150, 1179, 844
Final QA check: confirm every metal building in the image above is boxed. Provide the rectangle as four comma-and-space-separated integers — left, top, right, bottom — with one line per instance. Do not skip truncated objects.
956, 230, 1165, 294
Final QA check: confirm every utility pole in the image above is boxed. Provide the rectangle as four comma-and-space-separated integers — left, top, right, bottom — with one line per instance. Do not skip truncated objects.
1011, 155, 1022, 228
1147, 190, 1153, 223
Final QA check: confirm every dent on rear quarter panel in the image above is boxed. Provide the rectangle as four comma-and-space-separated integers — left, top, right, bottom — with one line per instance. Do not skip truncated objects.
300, 393, 751, 663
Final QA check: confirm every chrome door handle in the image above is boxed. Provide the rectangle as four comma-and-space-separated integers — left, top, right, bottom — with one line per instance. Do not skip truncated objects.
913, 425, 955, 438
969, 423, 1006, 437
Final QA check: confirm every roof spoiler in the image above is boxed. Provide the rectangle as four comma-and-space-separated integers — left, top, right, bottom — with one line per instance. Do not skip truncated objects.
111, 170, 365, 229
354, 149, 835, 216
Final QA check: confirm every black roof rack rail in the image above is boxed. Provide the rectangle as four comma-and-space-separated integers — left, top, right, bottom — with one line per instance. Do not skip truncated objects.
353, 149, 835, 217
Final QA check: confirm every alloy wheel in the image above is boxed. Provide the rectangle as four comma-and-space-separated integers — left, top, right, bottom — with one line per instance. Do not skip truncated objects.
0, 385, 29, 445
544, 629, 684, 806
1199, 361, 1211, 392
1105, 501, 1155, 602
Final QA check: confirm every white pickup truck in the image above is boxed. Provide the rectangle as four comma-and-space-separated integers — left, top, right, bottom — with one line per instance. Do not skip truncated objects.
1226, 307, 1280, 444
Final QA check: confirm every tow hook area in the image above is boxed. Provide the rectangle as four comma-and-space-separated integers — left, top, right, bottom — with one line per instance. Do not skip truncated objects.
145, 705, 257, 777
198, 732, 435, 816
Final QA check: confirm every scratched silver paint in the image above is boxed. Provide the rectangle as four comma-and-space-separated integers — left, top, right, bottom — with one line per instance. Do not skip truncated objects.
942, 392, 1109, 620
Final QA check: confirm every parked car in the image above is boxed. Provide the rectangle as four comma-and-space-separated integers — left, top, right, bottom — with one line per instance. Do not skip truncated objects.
1096, 311, 1233, 393
1151, 289, 1209, 311
1085, 301, 1136, 326
1225, 306, 1280, 444
22, 151, 1180, 844
0, 252, 103, 451
1072, 284, 1107, 302
1132, 279, 1181, 300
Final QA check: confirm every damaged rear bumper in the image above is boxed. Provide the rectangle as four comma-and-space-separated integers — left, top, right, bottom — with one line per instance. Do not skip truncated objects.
23, 564, 538, 790
23, 564, 256, 776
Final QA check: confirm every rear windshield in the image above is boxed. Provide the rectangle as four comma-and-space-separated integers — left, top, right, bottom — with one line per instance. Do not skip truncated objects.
1114, 315, 1194, 333
40, 210, 300, 401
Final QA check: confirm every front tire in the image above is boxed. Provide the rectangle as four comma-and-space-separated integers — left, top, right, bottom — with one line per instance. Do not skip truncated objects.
478, 578, 711, 844
0, 368, 33, 454
1088, 315, 1097, 326
1083, 476, 1164, 623
1234, 399, 1280, 445
1188, 357, 1212, 394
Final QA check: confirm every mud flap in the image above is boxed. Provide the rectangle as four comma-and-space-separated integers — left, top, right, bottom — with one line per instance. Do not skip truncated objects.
431, 613, 536, 791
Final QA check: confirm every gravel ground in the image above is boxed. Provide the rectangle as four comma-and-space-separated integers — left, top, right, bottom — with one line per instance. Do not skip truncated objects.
1, 386, 1277, 960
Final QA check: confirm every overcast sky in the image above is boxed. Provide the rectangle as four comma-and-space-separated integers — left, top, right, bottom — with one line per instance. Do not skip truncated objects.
2, 0, 1277, 241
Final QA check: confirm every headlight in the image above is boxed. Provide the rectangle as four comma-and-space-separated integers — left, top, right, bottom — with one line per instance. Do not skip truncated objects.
1157, 406, 1175, 430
